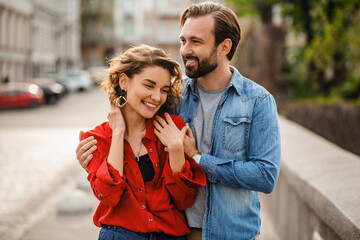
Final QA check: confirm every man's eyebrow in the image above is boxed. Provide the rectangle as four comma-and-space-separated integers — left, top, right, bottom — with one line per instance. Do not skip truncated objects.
179, 35, 204, 42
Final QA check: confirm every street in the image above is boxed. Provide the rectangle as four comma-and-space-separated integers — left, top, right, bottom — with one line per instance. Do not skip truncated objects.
0, 87, 109, 239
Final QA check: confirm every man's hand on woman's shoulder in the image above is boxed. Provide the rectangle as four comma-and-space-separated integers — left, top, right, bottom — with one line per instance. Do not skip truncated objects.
76, 131, 98, 171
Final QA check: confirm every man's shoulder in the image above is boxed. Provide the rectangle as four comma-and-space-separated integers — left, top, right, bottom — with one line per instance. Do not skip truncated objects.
231, 67, 271, 100
83, 122, 111, 141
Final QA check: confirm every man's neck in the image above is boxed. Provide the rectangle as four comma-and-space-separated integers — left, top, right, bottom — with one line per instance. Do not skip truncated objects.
196, 62, 232, 91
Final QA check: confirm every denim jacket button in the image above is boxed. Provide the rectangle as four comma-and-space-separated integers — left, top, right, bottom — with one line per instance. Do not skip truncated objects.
216, 179, 221, 184
193, 97, 198, 102
187, 119, 191, 123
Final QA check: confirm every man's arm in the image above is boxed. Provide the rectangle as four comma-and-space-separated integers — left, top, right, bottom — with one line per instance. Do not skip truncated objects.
76, 131, 98, 170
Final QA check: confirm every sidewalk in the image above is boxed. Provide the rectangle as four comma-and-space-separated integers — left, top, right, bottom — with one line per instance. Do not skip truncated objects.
20, 172, 100, 240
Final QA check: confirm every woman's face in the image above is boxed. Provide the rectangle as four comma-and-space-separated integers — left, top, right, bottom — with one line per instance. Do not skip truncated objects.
120, 66, 171, 119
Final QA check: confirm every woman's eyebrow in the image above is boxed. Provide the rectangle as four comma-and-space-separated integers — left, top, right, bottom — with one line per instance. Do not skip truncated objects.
143, 79, 170, 88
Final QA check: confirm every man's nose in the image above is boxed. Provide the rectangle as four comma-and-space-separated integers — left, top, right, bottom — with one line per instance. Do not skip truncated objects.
180, 43, 192, 57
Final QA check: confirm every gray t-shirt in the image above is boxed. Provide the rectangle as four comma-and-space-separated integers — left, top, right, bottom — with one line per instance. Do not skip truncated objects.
185, 81, 226, 228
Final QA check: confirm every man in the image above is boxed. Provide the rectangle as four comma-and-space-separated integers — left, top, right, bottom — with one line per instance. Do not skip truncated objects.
76, 2, 281, 240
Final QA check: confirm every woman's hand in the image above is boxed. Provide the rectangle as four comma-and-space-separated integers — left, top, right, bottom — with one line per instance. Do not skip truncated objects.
154, 113, 188, 172
154, 113, 188, 151
108, 104, 126, 135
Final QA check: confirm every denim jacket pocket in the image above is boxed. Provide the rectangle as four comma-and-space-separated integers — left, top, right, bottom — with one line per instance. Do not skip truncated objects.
222, 117, 251, 153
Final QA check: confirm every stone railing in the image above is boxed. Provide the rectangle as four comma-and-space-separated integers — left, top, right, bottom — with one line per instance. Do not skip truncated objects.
260, 117, 360, 240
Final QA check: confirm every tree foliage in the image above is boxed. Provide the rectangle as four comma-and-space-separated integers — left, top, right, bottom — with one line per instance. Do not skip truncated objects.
227, 0, 360, 101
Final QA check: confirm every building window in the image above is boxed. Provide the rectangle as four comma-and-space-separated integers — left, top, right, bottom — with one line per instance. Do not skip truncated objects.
104, 22, 113, 39
158, 0, 167, 10
0, 61, 3, 80
89, 0, 98, 11
143, 0, 153, 11
174, 0, 182, 9
159, 22, 166, 37
144, 21, 153, 38
103, 0, 113, 11
124, 19, 134, 36
123, 0, 134, 13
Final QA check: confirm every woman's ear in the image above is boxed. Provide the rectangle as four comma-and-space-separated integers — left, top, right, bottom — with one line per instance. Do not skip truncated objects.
118, 73, 128, 91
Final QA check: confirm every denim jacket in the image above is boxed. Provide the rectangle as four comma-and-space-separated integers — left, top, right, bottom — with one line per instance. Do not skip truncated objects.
175, 67, 281, 240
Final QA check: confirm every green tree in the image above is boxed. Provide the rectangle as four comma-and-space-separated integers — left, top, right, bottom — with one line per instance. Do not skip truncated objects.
287, 0, 360, 99
227, 0, 278, 24
227, 0, 360, 100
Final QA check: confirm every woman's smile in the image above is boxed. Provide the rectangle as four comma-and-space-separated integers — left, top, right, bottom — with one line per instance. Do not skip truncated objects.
142, 100, 158, 109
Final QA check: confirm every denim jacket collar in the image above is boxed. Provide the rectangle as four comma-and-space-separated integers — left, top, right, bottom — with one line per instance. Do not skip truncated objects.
183, 66, 244, 96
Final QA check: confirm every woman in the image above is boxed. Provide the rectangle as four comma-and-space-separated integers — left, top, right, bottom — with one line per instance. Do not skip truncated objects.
83, 44, 206, 240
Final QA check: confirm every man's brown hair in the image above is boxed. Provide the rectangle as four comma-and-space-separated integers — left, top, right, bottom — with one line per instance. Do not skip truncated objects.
180, 1, 241, 61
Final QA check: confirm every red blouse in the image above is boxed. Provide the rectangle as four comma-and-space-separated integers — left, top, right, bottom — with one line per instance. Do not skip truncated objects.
83, 114, 206, 236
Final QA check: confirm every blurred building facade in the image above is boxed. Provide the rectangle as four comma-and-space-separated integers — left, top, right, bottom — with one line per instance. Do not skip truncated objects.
114, 0, 204, 65
32, 0, 82, 77
81, 0, 115, 69
0, 0, 81, 83
0, 0, 32, 83
81, 0, 204, 69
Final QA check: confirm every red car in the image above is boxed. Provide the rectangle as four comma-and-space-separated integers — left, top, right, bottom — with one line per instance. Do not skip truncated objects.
0, 82, 45, 109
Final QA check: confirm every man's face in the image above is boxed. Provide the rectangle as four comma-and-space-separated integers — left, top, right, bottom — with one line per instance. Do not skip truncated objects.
179, 15, 218, 78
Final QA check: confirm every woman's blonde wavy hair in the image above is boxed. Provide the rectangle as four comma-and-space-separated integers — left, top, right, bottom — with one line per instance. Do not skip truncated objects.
102, 44, 183, 113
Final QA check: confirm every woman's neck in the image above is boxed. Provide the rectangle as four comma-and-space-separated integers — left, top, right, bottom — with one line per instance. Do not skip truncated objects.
121, 107, 147, 139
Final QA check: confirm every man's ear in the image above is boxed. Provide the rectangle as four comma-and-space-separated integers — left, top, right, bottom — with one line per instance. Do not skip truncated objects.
118, 73, 128, 91
218, 38, 232, 58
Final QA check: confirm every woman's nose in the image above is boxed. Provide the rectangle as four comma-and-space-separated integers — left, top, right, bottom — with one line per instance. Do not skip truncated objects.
151, 90, 161, 102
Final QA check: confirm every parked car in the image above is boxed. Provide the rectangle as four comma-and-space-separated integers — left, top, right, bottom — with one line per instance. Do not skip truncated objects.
55, 70, 93, 92
28, 78, 65, 104
0, 82, 45, 109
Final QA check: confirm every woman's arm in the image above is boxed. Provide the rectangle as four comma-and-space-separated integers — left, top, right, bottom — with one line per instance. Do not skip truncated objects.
83, 128, 127, 207
84, 105, 128, 207
106, 105, 126, 175
154, 113, 206, 210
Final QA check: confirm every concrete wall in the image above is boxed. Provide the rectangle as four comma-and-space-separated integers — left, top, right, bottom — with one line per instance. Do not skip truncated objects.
260, 117, 360, 240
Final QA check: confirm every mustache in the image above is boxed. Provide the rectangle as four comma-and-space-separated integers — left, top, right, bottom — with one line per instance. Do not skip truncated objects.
183, 56, 199, 61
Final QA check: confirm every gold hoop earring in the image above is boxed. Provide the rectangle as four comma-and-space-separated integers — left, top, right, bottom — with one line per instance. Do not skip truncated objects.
115, 96, 127, 108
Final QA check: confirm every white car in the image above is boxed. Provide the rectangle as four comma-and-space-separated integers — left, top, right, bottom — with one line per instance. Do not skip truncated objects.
56, 70, 93, 92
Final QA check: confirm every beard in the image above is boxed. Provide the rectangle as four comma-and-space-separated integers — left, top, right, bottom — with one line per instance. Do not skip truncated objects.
183, 46, 218, 78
